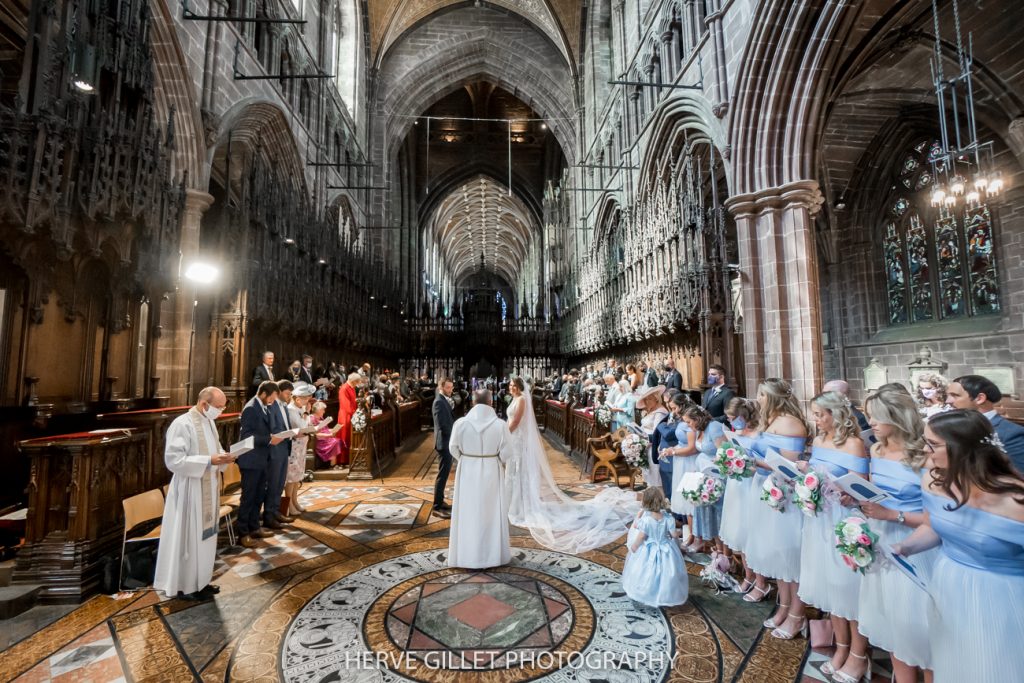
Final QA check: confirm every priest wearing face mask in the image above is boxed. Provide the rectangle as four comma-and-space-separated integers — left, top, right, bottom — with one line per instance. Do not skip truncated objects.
154, 387, 236, 600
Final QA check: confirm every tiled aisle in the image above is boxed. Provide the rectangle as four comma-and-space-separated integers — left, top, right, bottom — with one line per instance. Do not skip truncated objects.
0, 432, 844, 682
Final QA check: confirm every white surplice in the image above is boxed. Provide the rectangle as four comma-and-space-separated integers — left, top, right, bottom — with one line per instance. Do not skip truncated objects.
447, 404, 514, 569
153, 409, 224, 597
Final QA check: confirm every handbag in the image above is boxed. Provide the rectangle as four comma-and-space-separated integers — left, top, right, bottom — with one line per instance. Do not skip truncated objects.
809, 618, 835, 648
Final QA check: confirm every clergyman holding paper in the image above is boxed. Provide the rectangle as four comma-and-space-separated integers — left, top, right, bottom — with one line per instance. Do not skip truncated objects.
153, 387, 238, 600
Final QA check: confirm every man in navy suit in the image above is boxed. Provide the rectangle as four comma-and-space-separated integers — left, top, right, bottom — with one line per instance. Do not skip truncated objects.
664, 359, 682, 392
237, 381, 284, 547
702, 364, 735, 424
947, 374, 1024, 472
431, 378, 456, 517
264, 380, 296, 529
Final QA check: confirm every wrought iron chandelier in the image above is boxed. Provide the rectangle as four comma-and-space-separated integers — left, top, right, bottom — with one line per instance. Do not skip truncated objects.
927, 0, 1004, 209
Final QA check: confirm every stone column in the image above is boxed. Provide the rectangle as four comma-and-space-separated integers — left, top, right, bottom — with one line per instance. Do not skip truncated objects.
156, 189, 215, 406
725, 180, 825, 403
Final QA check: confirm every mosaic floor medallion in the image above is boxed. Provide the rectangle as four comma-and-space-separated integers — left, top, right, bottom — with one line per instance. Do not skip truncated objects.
282, 548, 673, 682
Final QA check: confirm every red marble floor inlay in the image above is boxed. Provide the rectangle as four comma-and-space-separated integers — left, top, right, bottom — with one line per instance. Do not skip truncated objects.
544, 597, 568, 619
446, 593, 516, 631
391, 602, 418, 625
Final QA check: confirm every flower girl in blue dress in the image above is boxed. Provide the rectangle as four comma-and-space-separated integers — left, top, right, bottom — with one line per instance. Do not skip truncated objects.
622, 487, 689, 607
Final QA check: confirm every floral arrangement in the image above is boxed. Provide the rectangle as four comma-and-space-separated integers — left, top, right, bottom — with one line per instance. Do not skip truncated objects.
595, 402, 613, 428
351, 408, 368, 433
834, 516, 880, 573
621, 433, 648, 469
713, 441, 756, 480
760, 476, 788, 512
679, 473, 725, 506
792, 470, 824, 517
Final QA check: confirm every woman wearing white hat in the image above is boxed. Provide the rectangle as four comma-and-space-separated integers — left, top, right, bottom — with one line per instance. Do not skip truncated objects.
285, 382, 315, 516
635, 385, 669, 491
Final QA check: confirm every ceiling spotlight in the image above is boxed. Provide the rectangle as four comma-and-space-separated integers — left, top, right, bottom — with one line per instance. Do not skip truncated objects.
283, 237, 295, 245
540, 122, 547, 130
318, 258, 327, 265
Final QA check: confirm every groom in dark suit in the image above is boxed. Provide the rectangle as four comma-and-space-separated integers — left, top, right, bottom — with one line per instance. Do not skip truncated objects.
431, 378, 456, 518
238, 382, 284, 547
702, 364, 734, 424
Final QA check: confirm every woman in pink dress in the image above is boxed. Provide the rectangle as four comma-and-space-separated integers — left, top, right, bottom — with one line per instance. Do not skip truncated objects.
311, 401, 343, 467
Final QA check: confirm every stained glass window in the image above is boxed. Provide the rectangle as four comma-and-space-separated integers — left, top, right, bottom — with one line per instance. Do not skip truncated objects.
883, 222, 908, 324
881, 139, 1000, 325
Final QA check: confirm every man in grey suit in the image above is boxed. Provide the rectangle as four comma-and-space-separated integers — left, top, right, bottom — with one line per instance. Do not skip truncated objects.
947, 374, 1024, 472
431, 378, 456, 517
702, 364, 735, 424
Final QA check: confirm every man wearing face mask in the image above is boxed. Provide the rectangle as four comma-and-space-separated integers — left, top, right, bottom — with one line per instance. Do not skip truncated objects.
154, 387, 237, 600
299, 354, 315, 385
701, 364, 735, 424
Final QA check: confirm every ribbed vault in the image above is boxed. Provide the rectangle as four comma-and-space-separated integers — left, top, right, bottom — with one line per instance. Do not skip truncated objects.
427, 175, 536, 287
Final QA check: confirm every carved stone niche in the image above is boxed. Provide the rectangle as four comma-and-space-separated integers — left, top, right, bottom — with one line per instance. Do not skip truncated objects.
908, 346, 947, 390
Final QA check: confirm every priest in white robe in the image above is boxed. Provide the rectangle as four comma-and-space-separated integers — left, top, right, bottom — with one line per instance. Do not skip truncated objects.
154, 387, 236, 599
447, 389, 514, 569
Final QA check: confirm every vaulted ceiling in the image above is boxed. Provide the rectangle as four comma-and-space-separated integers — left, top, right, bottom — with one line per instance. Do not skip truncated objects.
428, 175, 537, 287
368, 0, 584, 67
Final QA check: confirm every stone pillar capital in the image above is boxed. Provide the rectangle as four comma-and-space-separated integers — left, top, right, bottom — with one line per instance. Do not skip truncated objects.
183, 189, 215, 218
724, 179, 824, 219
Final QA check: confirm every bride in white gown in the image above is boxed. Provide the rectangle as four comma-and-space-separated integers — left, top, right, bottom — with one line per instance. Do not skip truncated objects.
505, 377, 641, 554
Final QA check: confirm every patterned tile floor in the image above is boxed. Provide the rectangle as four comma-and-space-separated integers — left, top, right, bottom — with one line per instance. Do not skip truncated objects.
0, 432, 862, 682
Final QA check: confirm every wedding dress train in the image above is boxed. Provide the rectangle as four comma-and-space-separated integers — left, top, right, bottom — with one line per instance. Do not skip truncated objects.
506, 390, 641, 554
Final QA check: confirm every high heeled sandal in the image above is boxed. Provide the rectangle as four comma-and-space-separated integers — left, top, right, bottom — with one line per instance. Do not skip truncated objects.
733, 578, 755, 594
744, 583, 774, 603
820, 642, 850, 677
831, 652, 871, 683
770, 615, 808, 640
762, 604, 788, 629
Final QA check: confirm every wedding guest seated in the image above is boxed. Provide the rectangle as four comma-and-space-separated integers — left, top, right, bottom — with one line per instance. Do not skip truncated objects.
310, 401, 344, 468
947, 374, 1024, 472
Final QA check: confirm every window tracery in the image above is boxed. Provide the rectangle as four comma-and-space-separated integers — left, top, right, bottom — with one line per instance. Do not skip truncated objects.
882, 138, 1000, 325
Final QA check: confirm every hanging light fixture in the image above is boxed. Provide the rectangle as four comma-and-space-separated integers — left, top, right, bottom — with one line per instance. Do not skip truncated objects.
69, 5, 97, 94
927, 0, 1004, 209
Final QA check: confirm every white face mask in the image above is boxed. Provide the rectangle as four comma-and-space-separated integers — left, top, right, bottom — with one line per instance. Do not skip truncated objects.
203, 404, 224, 420
921, 387, 938, 400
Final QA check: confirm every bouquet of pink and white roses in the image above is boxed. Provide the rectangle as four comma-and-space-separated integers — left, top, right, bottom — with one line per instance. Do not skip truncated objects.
679, 473, 725, 506
834, 516, 880, 574
792, 469, 825, 517
620, 433, 648, 469
760, 476, 788, 512
595, 402, 613, 428
713, 441, 757, 480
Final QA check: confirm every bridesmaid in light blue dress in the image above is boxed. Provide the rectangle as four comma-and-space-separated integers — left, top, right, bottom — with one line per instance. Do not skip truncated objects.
796, 392, 869, 682
684, 406, 726, 553
743, 378, 809, 641
622, 487, 689, 607
895, 410, 1024, 683
855, 391, 935, 683
717, 398, 766, 599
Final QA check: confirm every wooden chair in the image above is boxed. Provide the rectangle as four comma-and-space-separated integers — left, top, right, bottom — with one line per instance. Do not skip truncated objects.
120, 489, 164, 590
218, 472, 237, 547
584, 431, 634, 485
